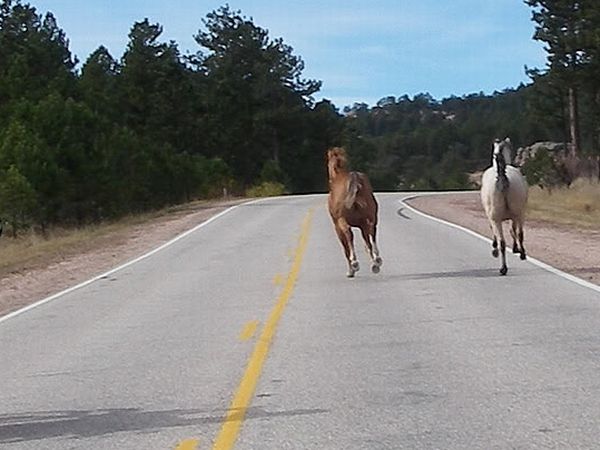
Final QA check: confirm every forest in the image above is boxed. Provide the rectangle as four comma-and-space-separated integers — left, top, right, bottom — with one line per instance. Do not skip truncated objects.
0, 0, 599, 234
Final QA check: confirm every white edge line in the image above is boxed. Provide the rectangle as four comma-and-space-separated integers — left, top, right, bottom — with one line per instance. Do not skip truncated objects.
0, 197, 280, 325
400, 193, 600, 294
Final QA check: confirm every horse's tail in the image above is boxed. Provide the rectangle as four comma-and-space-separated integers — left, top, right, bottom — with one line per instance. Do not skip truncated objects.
495, 149, 510, 193
502, 189, 512, 216
344, 172, 364, 209
497, 174, 511, 214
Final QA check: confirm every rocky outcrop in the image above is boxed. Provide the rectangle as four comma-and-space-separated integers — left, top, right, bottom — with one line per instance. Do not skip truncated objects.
515, 141, 599, 185
514, 142, 568, 167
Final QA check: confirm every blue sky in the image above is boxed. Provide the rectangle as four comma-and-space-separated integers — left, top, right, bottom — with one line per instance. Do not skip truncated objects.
33, 0, 546, 109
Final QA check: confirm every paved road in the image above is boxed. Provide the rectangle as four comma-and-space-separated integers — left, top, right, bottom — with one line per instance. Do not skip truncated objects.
1, 194, 600, 450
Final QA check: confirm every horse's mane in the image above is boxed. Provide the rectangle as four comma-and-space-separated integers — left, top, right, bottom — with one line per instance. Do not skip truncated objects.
493, 139, 510, 192
328, 147, 348, 170
495, 152, 509, 192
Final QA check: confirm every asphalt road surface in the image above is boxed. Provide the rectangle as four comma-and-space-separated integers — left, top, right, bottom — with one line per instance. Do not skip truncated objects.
2, 194, 600, 450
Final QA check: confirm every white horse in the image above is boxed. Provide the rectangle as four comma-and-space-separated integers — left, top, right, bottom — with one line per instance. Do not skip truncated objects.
480, 138, 528, 275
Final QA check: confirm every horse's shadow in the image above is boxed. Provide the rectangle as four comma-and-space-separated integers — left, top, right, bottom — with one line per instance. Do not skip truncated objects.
388, 268, 502, 281
331, 267, 504, 283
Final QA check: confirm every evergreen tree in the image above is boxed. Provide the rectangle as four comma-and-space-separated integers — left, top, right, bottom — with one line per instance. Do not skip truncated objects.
195, 5, 321, 185
580, 2, 600, 152
0, 0, 76, 116
0, 165, 37, 236
80, 46, 120, 120
119, 19, 194, 148
525, 0, 588, 156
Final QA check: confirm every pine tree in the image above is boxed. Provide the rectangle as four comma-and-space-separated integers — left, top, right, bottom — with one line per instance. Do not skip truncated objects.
194, 6, 321, 185
0, 0, 76, 113
119, 19, 195, 149
80, 46, 120, 120
0, 165, 37, 236
525, 0, 588, 156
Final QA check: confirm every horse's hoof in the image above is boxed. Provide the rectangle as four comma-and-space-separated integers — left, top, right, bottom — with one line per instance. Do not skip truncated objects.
346, 271, 355, 278
371, 264, 380, 274
351, 261, 360, 272
499, 266, 508, 276
492, 249, 499, 258
520, 253, 527, 261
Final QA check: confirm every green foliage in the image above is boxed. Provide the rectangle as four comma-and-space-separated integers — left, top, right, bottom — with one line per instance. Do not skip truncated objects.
4, 0, 598, 235
524, 1, 600, 156
340, 87, 549, 191
245, 181, 287, 198
0, 165, 38, 235
195, 5, 323, 185
258, 159, 287, 185
80, 46, 119, 119
525, 0, 588, 80
520, 148, 571, 189
0, 0, 76, 116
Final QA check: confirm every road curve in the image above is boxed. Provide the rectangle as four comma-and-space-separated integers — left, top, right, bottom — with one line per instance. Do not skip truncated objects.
1, 193, 600, 450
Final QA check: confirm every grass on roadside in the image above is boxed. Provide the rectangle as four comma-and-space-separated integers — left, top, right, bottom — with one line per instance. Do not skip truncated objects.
0, 214, 156, 278
527, 179, 600, 229
0, 198, 237, 278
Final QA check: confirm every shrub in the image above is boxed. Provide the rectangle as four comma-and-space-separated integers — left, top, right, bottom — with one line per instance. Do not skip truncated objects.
0, 165, 38, 236
245, 181, 287, 197
521, 148, 569, 189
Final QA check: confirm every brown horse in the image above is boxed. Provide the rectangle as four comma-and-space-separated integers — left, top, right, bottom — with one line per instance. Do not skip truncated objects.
326, 147, 382, 277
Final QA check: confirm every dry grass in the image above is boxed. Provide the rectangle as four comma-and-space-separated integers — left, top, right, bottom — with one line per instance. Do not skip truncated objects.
527, 179, 600, 229
0, 214, 154, 277
0, 198, 238, 278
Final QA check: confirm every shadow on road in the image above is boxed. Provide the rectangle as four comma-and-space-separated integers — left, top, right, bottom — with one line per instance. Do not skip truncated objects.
0, 406, 328, 443
395, 268, 503, 280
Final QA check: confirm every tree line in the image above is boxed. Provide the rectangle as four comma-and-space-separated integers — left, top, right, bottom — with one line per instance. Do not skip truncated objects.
0, 1, 341, 235
0, 0, 598, 236
339, 0, 600, 191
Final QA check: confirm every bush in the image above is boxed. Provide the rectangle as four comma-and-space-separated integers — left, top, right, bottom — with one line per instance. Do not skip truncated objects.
0, 165, 38, 236
521, 148, 570, 189
245, 181, 287, 197
259, 160, 287, 184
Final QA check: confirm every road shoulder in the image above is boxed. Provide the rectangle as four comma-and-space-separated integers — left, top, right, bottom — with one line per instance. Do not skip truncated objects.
0, 198, 247, 318
406, 192, 600, 287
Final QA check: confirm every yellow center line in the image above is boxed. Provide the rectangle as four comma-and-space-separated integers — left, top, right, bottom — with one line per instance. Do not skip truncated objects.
239, 320, 259, 341
211, 208, 314, 450
175, 438, 199, 450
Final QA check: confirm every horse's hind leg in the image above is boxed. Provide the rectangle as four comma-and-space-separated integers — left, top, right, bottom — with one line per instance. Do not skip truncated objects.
491, 220, 507, 275
360, 223, 382, 274
489, 223, 499, 257
517, 220, 527, 260
336, 220, 359, 277
510, 221, 519, 254
491, 236, 499, 258
371, 224, 382, 268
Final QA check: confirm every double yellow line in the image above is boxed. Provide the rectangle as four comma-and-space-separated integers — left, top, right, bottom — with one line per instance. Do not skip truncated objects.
210, 208, 313, 449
